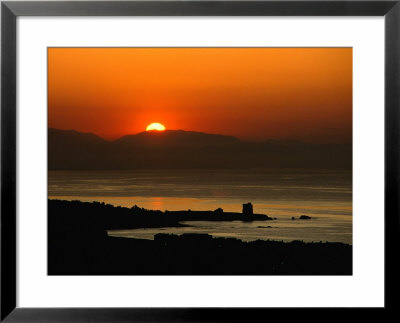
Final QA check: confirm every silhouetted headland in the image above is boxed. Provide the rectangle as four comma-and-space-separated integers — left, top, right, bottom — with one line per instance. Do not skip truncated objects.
49, 199, 272, 232
48, 199, 352, 275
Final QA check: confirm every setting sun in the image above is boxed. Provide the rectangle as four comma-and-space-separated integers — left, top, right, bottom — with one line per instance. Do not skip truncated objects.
146, 122, 166, 131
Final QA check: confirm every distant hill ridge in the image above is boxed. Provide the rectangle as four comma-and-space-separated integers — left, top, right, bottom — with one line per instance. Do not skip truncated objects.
48, 128, 352, 170
114, 129, 241, 147
49, 128, 109, 144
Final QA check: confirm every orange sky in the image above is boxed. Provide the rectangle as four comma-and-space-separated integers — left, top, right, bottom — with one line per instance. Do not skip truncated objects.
48, 48, 352, 143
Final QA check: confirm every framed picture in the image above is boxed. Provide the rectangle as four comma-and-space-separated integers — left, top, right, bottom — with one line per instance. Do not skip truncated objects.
1, 0, 399, 321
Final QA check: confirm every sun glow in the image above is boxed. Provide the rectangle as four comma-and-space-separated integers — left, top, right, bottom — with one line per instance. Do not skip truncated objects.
146, 123, 166, 131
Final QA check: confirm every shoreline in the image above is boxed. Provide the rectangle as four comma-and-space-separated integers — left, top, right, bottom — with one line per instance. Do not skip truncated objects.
49, 198, 351, 244
48, 199, 352, 275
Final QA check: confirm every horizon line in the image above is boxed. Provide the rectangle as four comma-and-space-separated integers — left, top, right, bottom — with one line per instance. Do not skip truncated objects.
48, 127, 352, 145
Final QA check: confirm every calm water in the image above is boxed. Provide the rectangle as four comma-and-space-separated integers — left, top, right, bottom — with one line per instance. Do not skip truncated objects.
48, 169, 352, 244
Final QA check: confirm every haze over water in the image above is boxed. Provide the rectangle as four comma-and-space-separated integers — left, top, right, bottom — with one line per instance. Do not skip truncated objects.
48, 169, 352, 244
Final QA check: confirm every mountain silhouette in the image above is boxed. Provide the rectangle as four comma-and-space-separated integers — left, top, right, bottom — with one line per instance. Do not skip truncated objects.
114, 129, 240, 147
48, 128, 352, 170
49, 128, 108, 145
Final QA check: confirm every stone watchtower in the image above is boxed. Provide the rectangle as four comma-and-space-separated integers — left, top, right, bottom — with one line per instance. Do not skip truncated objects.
242, 202, 253, 216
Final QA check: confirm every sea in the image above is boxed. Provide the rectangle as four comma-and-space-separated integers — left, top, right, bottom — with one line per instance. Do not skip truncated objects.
48, 169, 352, 244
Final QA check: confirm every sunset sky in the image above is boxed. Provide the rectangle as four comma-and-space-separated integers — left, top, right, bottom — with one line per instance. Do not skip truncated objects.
48, 48, 352, 143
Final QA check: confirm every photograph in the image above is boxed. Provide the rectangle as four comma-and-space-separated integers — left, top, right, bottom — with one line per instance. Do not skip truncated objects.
47, 47, 353, 275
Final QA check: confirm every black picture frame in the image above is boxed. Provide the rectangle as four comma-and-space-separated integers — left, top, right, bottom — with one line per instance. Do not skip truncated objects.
1, 0, 399, 321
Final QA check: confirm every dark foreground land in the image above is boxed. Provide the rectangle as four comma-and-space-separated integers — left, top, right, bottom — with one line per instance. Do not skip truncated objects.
48, 200, 352, 275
